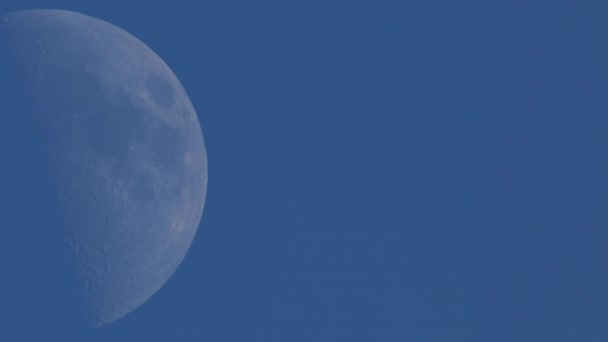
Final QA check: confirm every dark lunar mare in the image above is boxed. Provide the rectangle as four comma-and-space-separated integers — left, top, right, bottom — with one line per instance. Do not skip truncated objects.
0, 10, 207, 330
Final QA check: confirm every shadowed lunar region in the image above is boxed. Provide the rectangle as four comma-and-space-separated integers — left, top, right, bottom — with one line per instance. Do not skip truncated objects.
0, 9, 207, 329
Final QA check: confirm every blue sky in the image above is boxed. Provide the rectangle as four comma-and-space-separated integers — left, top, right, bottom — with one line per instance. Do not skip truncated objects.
1, 0, 607, 340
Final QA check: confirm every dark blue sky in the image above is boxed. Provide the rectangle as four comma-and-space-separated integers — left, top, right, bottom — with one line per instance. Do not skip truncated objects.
1, 0, 607, 340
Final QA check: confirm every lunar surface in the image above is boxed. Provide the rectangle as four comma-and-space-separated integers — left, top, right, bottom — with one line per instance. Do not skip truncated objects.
0, 10, 207, 327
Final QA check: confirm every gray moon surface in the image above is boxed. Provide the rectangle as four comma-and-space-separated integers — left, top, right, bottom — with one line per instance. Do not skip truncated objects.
0, 10, 207, 327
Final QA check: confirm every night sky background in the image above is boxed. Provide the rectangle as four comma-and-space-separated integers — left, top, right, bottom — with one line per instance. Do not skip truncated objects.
1, 0, 607, 340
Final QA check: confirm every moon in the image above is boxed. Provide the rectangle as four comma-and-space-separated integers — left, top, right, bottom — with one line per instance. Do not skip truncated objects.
0, 10, 207, 327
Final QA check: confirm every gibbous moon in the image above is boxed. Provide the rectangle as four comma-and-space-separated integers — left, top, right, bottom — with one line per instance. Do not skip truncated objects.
0, 9, 207, 327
